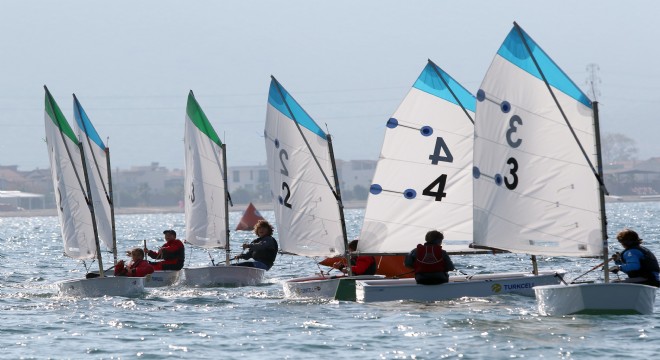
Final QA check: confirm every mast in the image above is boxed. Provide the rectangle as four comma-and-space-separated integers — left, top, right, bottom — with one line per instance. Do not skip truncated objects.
327, 134, 352, 276
592, 102, 609, 282
222, 142, 231, 265
105, 147, 118, 266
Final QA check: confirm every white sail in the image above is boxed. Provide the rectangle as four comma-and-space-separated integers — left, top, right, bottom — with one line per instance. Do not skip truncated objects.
264, 77, 344, 257
184, 91, 228, 249
359, 61, 476, 254
72, 96, 114, 253
473, 24, 602, 257
44, 88, 97, 260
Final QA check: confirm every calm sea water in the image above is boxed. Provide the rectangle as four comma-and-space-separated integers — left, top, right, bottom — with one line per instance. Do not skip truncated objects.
1, 202, 659, 359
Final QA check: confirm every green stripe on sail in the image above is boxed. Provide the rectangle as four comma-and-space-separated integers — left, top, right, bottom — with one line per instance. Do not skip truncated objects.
45, 90, 78, 143
186, 91, 222, 146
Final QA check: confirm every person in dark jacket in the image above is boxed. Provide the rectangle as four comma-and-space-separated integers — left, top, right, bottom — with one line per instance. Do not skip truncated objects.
234, 220, 278, 270
146, 230, 185, 271
333, 240, 377, 275
609, 228, 660, 287
115, 248, 155, 277
404, 230, 455, 285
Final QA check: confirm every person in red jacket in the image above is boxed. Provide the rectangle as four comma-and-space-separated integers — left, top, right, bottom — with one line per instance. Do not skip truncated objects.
404, 230, 455, 285
333, 240, 377, 275
146, 230, 185, 271
114, 248, 154, 277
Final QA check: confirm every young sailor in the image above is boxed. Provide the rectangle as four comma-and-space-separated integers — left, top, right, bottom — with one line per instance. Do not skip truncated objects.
332, 239, 377, 275
404, 230, 455, 285
610, 228, 660, 287
115, 248, 154, 277
234, 220, 278, 270
146, 230, 185, 271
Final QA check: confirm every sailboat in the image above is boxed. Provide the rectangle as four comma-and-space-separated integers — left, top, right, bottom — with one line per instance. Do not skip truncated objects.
473, 22, 656, 315
235, 202, 266, 231
180, 91, 266, 287
265, 76, 383, 299
355, 60, 565, 302
73, 95, 179, 288
45, 87, 144, 297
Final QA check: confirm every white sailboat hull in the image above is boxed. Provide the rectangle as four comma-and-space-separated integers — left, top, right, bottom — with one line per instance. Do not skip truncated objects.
283, 275, 385, 299
145, 270, 181, 288
57, 276, 145, 297
356, 270, 565, 303
534, 283, 657, 315
180, 265, 266, 287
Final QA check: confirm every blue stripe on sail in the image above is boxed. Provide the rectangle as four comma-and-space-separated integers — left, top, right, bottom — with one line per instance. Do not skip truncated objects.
73, 97, 106, 150
267, 79, 327, 140
497, 26, 592, 109
413, 63, 476, 112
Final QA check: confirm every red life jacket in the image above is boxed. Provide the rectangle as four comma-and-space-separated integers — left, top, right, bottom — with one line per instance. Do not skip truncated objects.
414, 244, 446, 274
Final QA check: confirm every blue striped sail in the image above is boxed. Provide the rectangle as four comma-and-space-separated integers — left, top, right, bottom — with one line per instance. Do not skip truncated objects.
264, 77, 344, 257
359, 61, 477, 254
473, 24, 602, 257
73, 96, 114, 253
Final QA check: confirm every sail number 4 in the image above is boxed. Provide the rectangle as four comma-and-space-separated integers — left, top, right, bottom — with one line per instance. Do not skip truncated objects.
424, 137, 452, 202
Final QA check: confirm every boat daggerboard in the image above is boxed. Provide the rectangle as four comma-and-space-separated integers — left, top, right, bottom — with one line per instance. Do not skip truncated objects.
44, 88, 97, 259
72, 96, 114, 253
184, 91, 228, 249
473, 23, 602, 257
264, 77, 345, 257
359, 61, 476, 254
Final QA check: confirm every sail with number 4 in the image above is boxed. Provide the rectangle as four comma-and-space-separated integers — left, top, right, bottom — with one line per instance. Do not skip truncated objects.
359, 60, 476, 255
184, 90, 228, 249
264, 77, 345, 257
44, 87, 100, 261
72, 95, 115, 255
473, 23, 602, 257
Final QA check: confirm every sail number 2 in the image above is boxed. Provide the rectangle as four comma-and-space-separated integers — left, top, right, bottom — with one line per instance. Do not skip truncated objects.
424, 137, 452, 201
279, 149, 292, 208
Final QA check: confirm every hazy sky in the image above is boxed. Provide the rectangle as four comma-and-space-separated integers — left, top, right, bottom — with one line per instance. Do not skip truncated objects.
1, 1, 659, 170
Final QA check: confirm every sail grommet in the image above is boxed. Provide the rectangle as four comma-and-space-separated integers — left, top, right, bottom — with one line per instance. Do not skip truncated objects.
278, 196, 284, 205
476, 89, 486, 102
386, 118, 399, 129
370, 184, 383, 195
494, 174, 503, 186
500, 101, 511, 113
403, 189, 417, 199
472, 166, 481, 179
420, 126, 433, 137
274, 139, 280, 149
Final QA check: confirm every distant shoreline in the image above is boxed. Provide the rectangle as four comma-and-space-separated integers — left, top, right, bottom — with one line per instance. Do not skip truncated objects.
0, 200, 368, 218
1, 197, 656, 218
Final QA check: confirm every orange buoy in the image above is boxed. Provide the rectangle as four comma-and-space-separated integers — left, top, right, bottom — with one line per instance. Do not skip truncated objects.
235, 203, 266, 231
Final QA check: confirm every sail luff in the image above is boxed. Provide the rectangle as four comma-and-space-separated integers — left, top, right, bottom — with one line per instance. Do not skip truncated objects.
104, 147, 118, 265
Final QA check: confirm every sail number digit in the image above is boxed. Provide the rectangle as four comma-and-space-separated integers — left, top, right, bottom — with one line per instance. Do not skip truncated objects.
279, 149, 292, 208
504, 115, 521, 190
422, 137, 452, 201
422, 174, 448, 201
